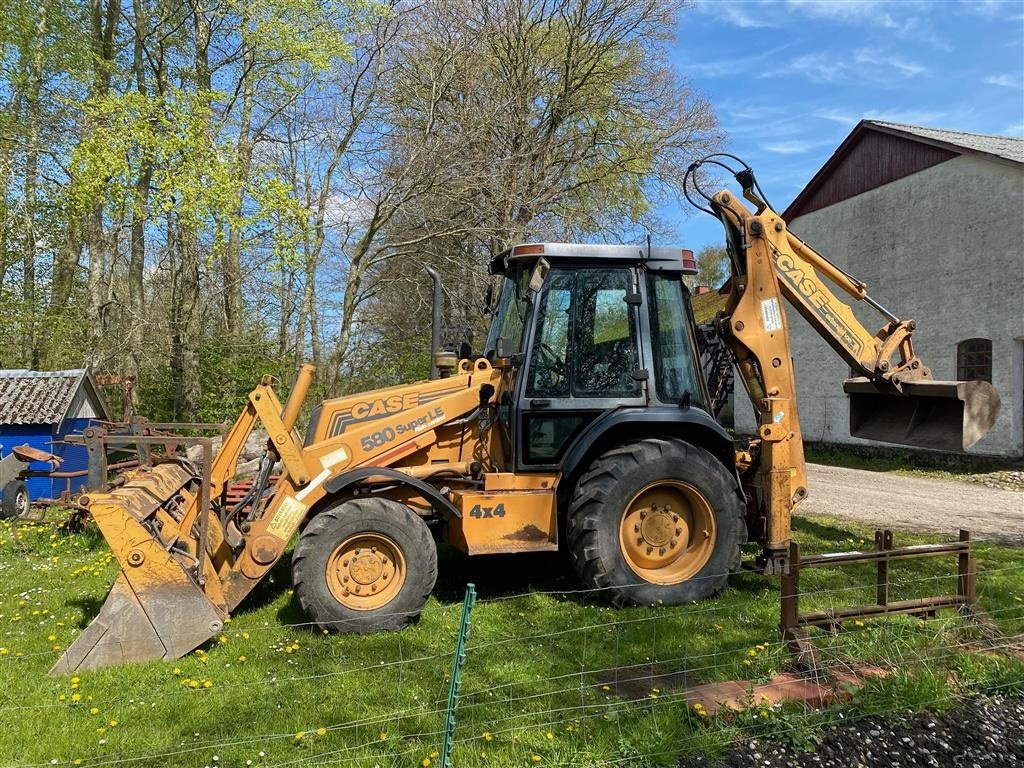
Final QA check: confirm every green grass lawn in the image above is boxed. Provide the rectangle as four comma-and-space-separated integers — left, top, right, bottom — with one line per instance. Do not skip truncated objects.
1, 513, 1022, 768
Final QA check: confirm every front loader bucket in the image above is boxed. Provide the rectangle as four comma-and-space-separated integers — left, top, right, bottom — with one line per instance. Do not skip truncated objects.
50, 463, 226, 675
844, 377, 1000, 452
50, 572, 223, 674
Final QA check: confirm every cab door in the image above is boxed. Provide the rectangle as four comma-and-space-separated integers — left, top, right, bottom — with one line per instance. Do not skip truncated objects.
516, 266, 647, 470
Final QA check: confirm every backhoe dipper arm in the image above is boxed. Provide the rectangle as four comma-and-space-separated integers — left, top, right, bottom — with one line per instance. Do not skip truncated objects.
711, 188, 932, 389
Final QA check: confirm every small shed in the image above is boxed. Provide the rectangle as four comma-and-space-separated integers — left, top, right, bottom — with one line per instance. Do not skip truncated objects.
0, 369, 112, 500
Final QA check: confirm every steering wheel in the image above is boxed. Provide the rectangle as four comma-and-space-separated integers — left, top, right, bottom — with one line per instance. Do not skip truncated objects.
533, 342, 568, 393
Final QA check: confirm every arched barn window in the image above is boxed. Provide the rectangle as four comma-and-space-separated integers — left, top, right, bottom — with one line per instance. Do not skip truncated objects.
956, 338, 993, 383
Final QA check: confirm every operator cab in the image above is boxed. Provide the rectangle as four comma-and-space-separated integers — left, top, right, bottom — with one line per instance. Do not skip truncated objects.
484, 242, 710, 470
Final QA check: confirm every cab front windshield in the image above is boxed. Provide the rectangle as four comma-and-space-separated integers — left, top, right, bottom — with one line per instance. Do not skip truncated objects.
484, 268, 530, 360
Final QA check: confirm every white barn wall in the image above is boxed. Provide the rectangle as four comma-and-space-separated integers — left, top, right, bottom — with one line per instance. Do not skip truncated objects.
735, 153, 1024, 457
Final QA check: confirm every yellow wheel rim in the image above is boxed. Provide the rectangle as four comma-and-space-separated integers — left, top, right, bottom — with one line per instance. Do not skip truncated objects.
326, 533, 406, 611
618, 480, 716, 585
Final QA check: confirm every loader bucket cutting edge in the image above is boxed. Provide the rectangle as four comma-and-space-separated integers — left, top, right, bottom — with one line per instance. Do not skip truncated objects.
844, 377, 1000, 453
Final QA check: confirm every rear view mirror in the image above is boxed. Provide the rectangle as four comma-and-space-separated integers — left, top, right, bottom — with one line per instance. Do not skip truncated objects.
483, 284, 494, 314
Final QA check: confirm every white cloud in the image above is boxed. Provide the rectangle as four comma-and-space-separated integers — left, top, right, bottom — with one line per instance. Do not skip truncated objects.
761, 138, 834, 154
985, 73, 1022, 88
815, 107, 952, 128
762, 47, 928, 85
702, 0, 950, 50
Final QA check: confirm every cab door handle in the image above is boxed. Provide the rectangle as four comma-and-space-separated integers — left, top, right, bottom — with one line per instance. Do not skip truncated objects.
530, 399, 551, 408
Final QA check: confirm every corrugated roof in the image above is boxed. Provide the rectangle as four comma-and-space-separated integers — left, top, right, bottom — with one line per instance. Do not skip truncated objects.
0, 369, 89, 426
866, 121, 1024, 164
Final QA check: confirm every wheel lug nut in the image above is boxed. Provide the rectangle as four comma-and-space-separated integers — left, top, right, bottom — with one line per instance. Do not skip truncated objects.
637, 536, 644, 545
371, 546, 377, 553
670, 539, 678, 548
675, 527, 682, 536
702, 529, 711, 538
640, 511, 647, 519
343, 576, 349, 583
646, 546, 653, 554
672, 514, 680, 523
634, 524, 641, 532
659, 547, 665, 556
354, 548, 361, 555
342, 559, 349, 567
371, 585, 378, 592
355, 586, 361, 593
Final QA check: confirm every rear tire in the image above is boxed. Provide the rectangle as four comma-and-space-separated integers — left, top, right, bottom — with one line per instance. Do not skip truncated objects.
292, 497, 437, 633
1, 480, 29, 520
567, 438, 744, 606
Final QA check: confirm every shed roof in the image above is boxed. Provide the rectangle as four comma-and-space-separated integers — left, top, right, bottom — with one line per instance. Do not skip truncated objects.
0, 369, 111, 426
867, 121, 1024, 165
785, 120, 1024, 220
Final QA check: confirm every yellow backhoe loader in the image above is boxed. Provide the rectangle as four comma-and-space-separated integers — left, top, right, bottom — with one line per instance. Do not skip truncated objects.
51, 156, 1000, 674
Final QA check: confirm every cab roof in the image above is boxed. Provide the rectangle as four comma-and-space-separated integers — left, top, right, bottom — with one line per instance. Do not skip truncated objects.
489, 242, 698, 275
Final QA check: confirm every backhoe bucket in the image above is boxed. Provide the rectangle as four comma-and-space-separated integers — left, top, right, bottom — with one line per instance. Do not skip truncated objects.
844, 377, 1000, 452
50, 463, 225, 675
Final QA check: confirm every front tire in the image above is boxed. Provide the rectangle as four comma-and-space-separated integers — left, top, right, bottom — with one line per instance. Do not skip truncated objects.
292, 497, 438, 633
567, 438, 744, 606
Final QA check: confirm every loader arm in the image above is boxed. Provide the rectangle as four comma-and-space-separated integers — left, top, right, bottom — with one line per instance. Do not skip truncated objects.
684, 156, 1000, 571
53, 359, 503, 674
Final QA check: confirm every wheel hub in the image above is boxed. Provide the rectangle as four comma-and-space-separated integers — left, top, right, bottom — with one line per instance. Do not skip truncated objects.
326, 534, 405, 610
638, 504, 680, 549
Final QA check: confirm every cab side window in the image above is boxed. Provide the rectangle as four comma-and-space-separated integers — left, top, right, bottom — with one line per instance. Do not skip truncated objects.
526, 268, 640, 399
572, 270, 640, 397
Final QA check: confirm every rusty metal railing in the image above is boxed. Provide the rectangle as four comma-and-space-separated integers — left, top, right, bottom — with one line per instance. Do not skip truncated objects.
780, 529, 979, 668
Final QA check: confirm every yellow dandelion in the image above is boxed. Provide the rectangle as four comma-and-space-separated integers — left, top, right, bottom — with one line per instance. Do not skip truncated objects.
172, 668, 181, 675
108, 720, 117, 727
601, 685, 611, 691
238, 656, 247, 662
378, 732, 387, 742
89, 707, 99, 715
483, 731, 493, 742
47, 635, 56, 642
532, 755, 542, 763
294, 731, 306, 741
71, 693, 81, 702
747, 649, 757, 657
316, 728, 327, 736
546, 732, 554, 740
854, 620, 864, 627
421, 759, 431, 768
95, 727, 106, 735
203, 680, 213, 688
743, 659, 752, 666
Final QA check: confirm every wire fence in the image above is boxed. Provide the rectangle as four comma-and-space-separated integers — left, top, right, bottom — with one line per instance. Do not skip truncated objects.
2, 520, 1023, 768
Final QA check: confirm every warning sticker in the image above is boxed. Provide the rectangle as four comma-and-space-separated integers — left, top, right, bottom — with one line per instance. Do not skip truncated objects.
266, 496, 308, 540
760, 298, 783, 332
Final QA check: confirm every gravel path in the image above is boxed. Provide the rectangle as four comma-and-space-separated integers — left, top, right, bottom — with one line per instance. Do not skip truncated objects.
800, 463, 1024, 543
680, 695, 1024, 768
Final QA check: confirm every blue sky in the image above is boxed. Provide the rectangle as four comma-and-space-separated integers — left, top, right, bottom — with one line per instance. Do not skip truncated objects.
668, 0, 1024, 253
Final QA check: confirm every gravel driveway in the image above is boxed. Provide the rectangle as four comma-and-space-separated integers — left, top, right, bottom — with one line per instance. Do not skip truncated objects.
800, 463, 1024, 543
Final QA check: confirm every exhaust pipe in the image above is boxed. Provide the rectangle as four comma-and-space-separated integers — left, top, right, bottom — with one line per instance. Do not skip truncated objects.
844, 377, 1000, 452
